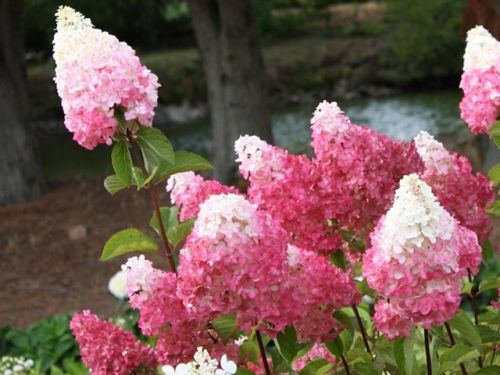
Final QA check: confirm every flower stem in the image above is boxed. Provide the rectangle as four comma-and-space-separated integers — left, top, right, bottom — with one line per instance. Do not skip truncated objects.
340, 355, 351, 375
424, 329, 432, 375
256, 330, 271, 375
467, 269, 482, 368
352, 305, 372, 355
147, 185, 177, 273
129, 139, 177, 273
444, 322, 468, 375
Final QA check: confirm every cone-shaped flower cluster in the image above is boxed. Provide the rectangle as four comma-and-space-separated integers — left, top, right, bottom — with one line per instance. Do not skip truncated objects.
235, 135, 341, 254
70, 310, 157, 375
53, 6, 159, 149
459, 26, 500, 134
311, 101, 424, 235
362, 174, 481, 339
414, 131, 494, 241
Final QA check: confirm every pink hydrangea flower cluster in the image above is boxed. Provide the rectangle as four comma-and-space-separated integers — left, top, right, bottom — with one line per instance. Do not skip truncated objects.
414, 131, 494, 241
459, 26, 500, 134
176, 193, 293, 335
167, 172, 240, 221
122, 256, 238, 365
235, 135, 341, 254
362, 174, 481, 339
286, 245, 360, 342
292, 344, 335, 372
311, 101, 424, 235
70, 310, 157, 375
53, 6, 159, 149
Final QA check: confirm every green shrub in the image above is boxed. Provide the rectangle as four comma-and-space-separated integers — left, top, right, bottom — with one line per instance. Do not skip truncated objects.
382, 0, 466, 83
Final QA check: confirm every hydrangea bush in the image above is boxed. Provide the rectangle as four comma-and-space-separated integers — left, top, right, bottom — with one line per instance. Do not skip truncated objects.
53, 7, 500, 375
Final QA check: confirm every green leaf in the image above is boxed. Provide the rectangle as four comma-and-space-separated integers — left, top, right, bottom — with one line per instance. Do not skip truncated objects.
449, 311, 482, 352
439, 344, 479, 367
353, 361, 380, 375
482, 240, 494, 263
478, 277, 500, 294
330, 251, 346, 270
488, 120, 500, 137
149, 206, 179, 236
168, 218, 196, 248
393, 339, 404, 367
462, 281, 474, 295
132, 166, 158, 190
475, 366, 500, 374
488, 163, 500, 185
235, 369, 256, 375
154, 150, 213, 184
298, 359, 330, 375
325, 336, 344, 357
211, 313, 237, 343
276, 326, 298, 362
104, 175, 127, 195
477, 325, 500, 344
487, 200, 500, 217
136, 126, 175, 173
132, 166, 146, 189
100, 228, 158, 261
493, 135, 500, 149
240, 341, 259, 365
333, 310, 354, 331
111, 141, 133, 186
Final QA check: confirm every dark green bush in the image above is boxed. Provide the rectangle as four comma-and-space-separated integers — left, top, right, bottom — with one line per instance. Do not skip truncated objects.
381, 0, 466, 83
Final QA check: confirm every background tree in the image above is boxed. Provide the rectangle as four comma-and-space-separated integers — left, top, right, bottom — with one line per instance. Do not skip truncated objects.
187, 0, 273, 182
0, 0, 44, 204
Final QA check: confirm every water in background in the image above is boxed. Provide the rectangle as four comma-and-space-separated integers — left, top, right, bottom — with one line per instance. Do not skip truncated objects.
41, 90, 470, 180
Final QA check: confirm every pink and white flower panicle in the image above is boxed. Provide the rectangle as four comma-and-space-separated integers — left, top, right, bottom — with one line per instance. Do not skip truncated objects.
414, 131, 494, 241
460, 25, 500, 134
53, 6, 159, 149
362, 174, 481, 339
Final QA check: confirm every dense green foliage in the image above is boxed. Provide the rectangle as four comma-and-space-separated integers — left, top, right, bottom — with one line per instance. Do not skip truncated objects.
382, 0, 466, 83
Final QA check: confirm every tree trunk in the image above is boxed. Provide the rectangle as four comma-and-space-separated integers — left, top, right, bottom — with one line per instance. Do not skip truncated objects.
187, 0, 273, 182
0, 0, 45, 204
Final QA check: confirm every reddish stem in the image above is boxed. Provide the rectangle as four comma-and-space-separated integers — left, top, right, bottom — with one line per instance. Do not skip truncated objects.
467, 269, 482, 368
147, 185, 177, 273
353, 305, 372, 355
445, 322, 468, 375
340, 355, 351, 375
424, 329, 432, 375
256, 330, 271, 375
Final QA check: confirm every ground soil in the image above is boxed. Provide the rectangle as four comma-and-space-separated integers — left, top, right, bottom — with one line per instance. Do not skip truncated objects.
0, 179, 168, 328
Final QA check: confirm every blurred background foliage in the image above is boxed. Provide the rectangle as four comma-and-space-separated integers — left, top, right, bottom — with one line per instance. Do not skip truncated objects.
24, 0, 466, 84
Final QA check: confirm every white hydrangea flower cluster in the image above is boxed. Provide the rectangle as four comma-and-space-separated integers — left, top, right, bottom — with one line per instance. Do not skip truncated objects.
161, 347, 237, 375
0, 356, 35, 375
166, 172, 201, 204
413, 131, 453, 174
378, 174, 455, 262
121, 255, 158, 296
53, 6, 124, 71
463, 25, 500, 71
194, 194, 259, 240
310, 100, 351, 133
